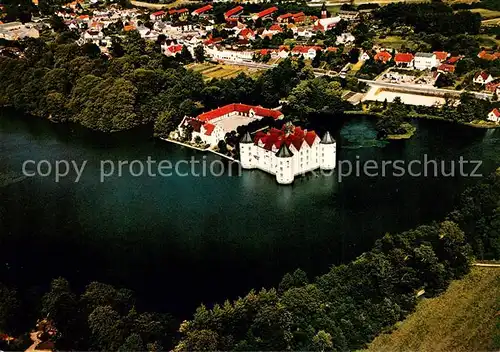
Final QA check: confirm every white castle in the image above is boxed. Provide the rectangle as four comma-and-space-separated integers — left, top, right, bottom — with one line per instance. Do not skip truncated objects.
239, 123, 336, 184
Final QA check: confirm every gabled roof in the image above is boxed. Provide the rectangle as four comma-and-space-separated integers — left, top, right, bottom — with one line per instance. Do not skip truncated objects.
255, 6, 278, 19
394, 53, 414, 63
433, 51, 448, 61
192, 4, 212, 15
277, 13, 293, 20
475, 71, 491, 80
197, 104, 283, 121
152, 10, 164, 16
415, 52, 434, 58
374, 51, 392, 61
269, 24, 283, 32
204, 123, 215, 135
225, 6, 243, 18
491, 108, 500, 117
320, 131, 335, 144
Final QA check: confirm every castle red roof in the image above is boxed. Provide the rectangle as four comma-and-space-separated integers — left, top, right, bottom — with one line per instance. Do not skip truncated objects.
204, 123, 215, 135
253, 125, 318, 151
225, 6, 243, 18
197, 104, 283, 121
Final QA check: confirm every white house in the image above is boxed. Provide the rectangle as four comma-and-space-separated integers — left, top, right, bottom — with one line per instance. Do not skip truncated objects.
336, 32, 355, 45
414, 52, 438, 70
239, 124, 336, 184
474, 71, 494, 85
178, 103, 284, 146
205, 46, 253, 62
487, 108, 500, 123
359, 51, 371, 61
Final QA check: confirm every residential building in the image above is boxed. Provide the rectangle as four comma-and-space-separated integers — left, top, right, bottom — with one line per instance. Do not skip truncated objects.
414, 52, 438, 70
359, 51, 371, 61
192, 4, 213, 16
473, 71, 494, 85
252, 7, 278, 21
239, 124, 336, 184
205, 46, 254, 62
374, 50, 392, 63
394, 53, 414, 68
150, 10, 166, 21
487, 108, 500, 123
315, 16, 341, 32
335, 32, 354, 45
224, 6, 243, 20
290, 45, 322, 60
433, 51, 449, 63
178, 103, 284, 146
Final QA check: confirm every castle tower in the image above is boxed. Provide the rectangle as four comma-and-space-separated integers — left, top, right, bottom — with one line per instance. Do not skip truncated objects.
320, 131, 336, 170
239, 132, 254, 169
321, 3, 328, 19
275, 143, 294, 184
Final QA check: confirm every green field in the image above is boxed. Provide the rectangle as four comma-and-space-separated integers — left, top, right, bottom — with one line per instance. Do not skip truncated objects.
368, 266, 500, 352
186, 63, 261, 80
469, 8, 500, 19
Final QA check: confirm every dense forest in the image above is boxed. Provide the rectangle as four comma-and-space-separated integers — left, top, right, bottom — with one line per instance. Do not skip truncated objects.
0, 29, 348, 134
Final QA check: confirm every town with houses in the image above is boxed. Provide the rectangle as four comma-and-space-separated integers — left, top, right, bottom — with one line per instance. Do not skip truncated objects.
1, 0, 500, 184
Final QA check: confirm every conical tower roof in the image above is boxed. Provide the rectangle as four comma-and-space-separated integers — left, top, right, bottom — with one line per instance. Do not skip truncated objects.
240, 131, 253, 143
276, 142, 294, 158
320, 131, 335, 144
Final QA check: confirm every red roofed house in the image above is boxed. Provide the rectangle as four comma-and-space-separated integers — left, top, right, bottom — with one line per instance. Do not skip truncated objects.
478, 50, 500, 61
437, 64, 455, 73
238, 27, 255, 40
252, 6, 278, 21
239, 123, 337, 184
473, 71, 494, 85
293, 12, 305, 23
486, 80, 500, 95
224, 6, 243, 20
163, 44, 183, 56
487, 108, 500, 123
374, 50, 392, 63
291, 45, 322, 60
178, 103, 283, 146
150, 10, 165, 21
433, 51, 449, 62
277, 13, 293, 23
191, 4, 213, 16
394, 53, 414, 68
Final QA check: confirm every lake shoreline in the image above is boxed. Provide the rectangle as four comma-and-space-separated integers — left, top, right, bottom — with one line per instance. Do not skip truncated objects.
344, 110, 500, 129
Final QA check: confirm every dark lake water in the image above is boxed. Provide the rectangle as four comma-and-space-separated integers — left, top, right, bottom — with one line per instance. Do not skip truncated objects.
1, 111, 500, 318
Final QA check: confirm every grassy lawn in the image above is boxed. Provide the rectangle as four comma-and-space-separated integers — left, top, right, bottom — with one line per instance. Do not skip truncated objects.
374, 36, 425, 50
186, 62, 261, 80
350, 60, 364, 73
469, 8, 500, 19
476, 34, 500, 48
368, 266, 500, 352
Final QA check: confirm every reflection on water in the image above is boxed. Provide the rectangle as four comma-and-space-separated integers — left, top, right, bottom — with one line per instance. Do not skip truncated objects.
0, 171, 26, 188
340, 118, 388, 149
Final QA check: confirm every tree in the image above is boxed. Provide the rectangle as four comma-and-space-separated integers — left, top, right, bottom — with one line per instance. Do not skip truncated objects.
311, 330, 334, 351
119, 333, 145, 351
88, 306, 125, 351
194, 45, 205, 63
0, 284, 20, 334
179, 45, 193, 63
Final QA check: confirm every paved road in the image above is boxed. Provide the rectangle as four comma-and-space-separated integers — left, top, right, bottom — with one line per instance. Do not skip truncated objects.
358, 79, 493, 100
474, 262, 500, 267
